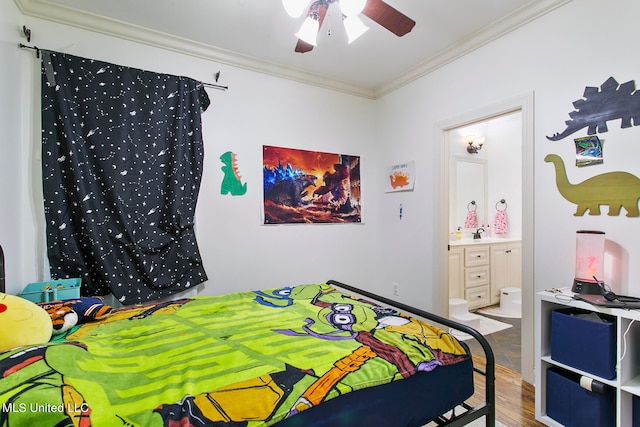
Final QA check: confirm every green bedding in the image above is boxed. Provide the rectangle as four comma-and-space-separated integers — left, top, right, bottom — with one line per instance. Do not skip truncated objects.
0, 283, 468, 426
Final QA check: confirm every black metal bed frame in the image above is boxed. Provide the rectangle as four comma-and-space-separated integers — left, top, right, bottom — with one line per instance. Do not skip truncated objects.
0, 245, 4, 294
327, 279, 496, 427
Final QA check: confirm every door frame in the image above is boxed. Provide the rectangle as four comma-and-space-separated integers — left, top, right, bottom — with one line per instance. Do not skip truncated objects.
433, 92, 535, 384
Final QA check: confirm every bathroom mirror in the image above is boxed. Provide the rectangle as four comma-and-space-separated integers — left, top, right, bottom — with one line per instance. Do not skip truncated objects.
450, 156, 488, 233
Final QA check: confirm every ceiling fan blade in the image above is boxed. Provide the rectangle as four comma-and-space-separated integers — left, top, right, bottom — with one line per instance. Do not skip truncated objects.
362, 0, 416, 37
294, 39, 314, 53
295, 1, 329, 53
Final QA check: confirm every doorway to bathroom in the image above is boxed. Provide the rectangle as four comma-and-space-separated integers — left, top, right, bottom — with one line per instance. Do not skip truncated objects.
448, 111, 523, 374
434, 93, 535, 383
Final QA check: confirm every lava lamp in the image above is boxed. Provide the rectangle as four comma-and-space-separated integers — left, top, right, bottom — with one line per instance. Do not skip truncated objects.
572, 230, 606, 295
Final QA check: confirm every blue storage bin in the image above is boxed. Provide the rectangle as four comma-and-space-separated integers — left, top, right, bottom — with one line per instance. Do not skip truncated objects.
19, 278, 82, 303
547, 368, 615, 427
551, 308, 616, 379
634, 394, 640, 427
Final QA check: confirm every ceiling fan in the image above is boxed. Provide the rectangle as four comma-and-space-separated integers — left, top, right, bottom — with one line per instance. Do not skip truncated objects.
282, 0, 416, 53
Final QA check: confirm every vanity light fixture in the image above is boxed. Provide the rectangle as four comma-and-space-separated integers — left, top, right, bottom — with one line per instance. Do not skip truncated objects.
467, 136, 485, 154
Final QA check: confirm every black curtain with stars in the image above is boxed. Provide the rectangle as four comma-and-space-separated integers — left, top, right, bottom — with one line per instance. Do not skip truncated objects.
41, 51, 210, 305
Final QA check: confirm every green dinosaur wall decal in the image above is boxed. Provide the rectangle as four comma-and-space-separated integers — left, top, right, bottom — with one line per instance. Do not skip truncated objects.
220, 151, 247, 196
544, 154, 640, 217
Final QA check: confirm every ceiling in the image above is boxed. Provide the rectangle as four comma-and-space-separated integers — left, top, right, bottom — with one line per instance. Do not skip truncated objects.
15, 0, 569, 98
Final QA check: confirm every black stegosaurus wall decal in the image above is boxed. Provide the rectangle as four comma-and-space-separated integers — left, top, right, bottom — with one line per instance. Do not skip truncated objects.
547, 76, 640, 141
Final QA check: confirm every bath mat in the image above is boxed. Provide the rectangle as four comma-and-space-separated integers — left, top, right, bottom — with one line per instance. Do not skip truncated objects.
448, 314, 512, 341
477, 306, 521, 319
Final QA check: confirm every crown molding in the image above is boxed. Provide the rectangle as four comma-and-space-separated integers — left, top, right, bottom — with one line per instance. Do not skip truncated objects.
14, 0, 376, 99
15, 0, 571, 100
372, 0, 572, 98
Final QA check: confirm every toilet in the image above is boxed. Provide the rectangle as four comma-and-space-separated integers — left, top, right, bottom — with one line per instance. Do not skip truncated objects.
449, 298, 481, 328
499, 287, 522, 315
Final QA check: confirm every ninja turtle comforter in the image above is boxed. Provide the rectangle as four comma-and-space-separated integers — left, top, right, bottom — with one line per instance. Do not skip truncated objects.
0, 283, 470, 427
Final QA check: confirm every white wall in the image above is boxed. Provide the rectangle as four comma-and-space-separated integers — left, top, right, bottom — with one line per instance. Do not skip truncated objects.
1, 9, 380, 296
0, 0, 25, 290
485, 112, 523, 240
374, 0, 640, 383
4, 0, 640, 314
376, 0, 640, 305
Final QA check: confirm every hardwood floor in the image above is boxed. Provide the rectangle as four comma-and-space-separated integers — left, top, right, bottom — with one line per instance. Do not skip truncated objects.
469, 355, 545, 426
437, 307, 545, 425
464, 312, 521, 374
459, 311, 544, 426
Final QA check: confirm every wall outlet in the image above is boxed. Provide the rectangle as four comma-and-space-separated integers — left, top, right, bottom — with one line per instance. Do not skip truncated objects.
392, 282, 399, 296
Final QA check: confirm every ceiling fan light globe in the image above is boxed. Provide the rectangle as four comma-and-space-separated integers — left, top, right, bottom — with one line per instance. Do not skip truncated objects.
295, 16, 319, 46
344, 15, 369, 43
339, 0, 367, 16
282, 0, 310, 18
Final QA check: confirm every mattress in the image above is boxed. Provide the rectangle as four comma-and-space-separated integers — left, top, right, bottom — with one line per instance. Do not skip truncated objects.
0, 283, 473, 427
275, 349, 474, 426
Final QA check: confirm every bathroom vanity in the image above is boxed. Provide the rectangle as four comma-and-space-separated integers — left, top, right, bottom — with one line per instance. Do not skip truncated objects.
449, 238, 521, 310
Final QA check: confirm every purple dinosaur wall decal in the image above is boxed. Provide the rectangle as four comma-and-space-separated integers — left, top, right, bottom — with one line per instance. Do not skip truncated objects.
547, 77, 640, 141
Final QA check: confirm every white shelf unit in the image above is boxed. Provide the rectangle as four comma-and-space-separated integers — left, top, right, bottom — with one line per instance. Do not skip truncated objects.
535, 290, 640, 426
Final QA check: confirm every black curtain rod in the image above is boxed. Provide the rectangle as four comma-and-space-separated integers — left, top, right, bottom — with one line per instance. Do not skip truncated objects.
19, 43, 40, 57
19, 43, 228, 91
198, 82, 228, 91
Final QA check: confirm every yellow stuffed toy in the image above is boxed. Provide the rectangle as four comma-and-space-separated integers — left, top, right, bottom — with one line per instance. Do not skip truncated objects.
0, 293, 53, 352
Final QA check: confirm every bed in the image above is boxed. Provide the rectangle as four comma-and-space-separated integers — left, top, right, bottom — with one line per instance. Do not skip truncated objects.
0, 279, 495, 427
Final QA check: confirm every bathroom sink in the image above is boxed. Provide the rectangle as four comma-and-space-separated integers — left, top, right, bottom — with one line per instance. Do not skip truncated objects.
451, 237, 520, 245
